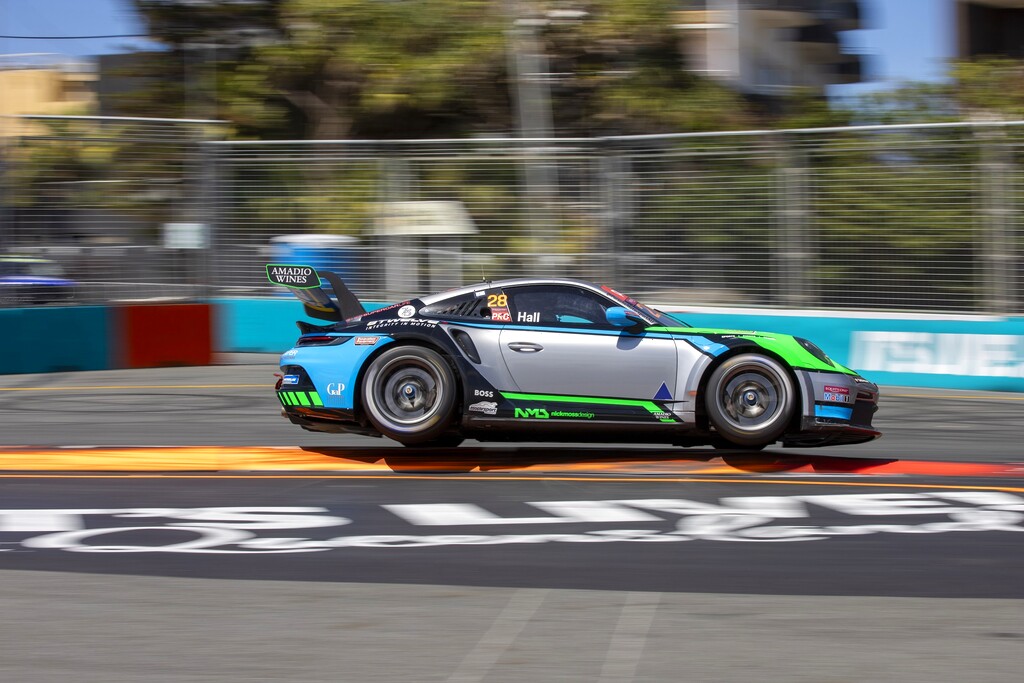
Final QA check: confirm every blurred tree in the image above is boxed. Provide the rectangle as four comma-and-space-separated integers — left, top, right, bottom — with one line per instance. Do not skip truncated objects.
950, 57, 1024, 120
126, 0, 767, 139
773, 88, 857, 129
852, 57, 1024, 124
115, 1, 282, 125
539, 0, 756, 135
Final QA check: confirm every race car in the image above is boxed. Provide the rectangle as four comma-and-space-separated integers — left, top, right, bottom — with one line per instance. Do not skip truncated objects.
0, 256, 76, 306
270, 264, 880, 449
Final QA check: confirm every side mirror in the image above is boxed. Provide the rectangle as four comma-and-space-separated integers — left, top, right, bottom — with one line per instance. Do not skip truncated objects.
606, 306, 645, 329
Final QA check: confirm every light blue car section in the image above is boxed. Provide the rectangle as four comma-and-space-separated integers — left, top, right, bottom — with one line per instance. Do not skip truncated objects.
280, 336, 396, 409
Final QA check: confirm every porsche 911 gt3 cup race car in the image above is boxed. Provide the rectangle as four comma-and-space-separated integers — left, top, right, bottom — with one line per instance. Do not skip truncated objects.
270, 264, 880, 450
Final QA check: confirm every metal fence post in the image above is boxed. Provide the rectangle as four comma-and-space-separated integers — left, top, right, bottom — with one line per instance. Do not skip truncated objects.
198, 136, 218, 300
380, 151, 416, 299
599, 146, 631, 291
775, 133, 813, 308
977, 127, 1015, 314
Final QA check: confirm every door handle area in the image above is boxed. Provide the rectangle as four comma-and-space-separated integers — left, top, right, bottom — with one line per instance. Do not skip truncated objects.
507, 342, 543, 353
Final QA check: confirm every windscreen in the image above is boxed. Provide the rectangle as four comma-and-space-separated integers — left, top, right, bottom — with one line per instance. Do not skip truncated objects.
600, 285, 689, 327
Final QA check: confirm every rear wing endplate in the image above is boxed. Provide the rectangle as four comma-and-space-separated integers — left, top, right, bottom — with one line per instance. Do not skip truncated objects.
265, 264, 365, 322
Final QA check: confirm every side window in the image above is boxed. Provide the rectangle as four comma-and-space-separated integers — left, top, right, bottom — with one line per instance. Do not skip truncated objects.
420, 289, 509, 322
506, 285, 616, 327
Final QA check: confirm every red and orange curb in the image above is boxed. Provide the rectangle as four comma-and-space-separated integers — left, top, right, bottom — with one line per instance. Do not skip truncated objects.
0, 446, 1021, 479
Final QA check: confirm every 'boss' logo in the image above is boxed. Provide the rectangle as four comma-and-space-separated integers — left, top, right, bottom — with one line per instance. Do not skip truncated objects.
474, 389, 494, 398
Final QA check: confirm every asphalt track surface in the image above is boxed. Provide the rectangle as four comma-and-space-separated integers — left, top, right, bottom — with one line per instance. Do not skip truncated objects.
0, 353, 1022, 462
2, 356, 1023, 682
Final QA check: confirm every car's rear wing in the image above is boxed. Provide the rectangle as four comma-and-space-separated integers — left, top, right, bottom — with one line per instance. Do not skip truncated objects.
265, 264, 365, 323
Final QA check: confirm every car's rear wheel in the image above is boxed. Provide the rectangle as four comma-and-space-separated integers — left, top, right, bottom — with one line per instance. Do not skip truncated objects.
705, 354, 795, 448
362, 346, 459, 445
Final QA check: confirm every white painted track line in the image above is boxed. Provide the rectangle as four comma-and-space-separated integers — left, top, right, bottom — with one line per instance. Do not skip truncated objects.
447, 588, 550, 683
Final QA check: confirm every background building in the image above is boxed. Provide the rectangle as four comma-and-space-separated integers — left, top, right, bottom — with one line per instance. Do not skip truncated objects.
957, 0, 1024, 58
0, 55, 96, 136
674, 0, 865, 96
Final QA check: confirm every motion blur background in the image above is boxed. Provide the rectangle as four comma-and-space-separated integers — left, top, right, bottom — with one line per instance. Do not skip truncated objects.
1, 1, 1023, 382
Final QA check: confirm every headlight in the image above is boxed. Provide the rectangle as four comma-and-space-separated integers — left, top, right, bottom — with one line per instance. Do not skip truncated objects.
796, 338, 835, 367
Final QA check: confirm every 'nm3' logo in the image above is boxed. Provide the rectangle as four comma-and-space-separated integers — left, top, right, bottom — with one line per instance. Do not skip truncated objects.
514, 408, 549, 419
326, 383, 345, 396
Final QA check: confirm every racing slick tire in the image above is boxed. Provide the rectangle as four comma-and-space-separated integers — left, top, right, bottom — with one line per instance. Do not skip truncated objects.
362, 345, 459, 445
704, 353, 796, 448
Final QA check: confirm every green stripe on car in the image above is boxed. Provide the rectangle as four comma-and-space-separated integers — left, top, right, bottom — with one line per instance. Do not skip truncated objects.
501, 392, 663, 416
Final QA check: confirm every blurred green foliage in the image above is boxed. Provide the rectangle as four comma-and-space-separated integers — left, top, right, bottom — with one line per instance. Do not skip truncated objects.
127, 0, 759, 139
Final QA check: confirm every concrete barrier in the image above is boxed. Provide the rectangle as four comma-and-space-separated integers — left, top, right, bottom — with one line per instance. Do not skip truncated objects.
116, 303, 213, 368
213, 298, 322, 353
213, 297, 389, 353
0, 303, 214, 375
0, 306, 113, 374
5, 298, 1022, 392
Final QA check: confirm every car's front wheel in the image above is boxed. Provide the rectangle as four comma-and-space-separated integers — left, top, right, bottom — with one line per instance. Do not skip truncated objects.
362, 345, 459, 445
704, 354, 796, 448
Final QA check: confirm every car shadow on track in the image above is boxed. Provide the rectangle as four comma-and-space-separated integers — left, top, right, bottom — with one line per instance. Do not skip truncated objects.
298, 445, 897, 475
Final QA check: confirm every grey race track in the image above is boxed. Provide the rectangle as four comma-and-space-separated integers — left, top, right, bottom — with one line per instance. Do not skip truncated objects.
0, 353, 1021, 462
1, 356, 1023, 682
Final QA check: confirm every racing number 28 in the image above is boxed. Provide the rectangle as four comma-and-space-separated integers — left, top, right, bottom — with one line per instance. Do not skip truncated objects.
487, 294, 507, 308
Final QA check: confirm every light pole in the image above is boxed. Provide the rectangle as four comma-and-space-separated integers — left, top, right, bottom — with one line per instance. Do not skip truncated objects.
504, 1, 563, 276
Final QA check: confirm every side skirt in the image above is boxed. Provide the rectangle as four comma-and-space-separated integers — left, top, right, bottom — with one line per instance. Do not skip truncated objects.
462, 417, 698, 445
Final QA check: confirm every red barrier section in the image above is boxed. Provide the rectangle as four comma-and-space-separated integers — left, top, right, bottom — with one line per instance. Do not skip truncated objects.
116, 304, 213, 369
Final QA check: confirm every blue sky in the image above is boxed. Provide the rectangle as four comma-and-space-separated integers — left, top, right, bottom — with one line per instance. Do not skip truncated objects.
857, 0, 954, 83
0, 0, 156, 60
1, 0, 956, 84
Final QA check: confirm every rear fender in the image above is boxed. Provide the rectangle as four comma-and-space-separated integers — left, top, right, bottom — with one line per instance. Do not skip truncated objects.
281, 336, 395, 410
350, 333, 465, 427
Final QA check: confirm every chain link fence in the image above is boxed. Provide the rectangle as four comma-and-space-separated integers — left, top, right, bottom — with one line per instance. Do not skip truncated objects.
0, 115, 222, 305
2, 115, 1021, 313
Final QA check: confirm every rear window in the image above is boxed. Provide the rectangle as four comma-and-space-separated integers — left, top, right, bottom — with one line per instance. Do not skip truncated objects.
419, 292, 492, 319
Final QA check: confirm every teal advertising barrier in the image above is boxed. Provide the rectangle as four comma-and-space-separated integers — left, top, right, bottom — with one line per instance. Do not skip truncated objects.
6, 299, 1020, 392
213, 298, 389, 353
0, 306, 113, 374
662, 307, 1024, 393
